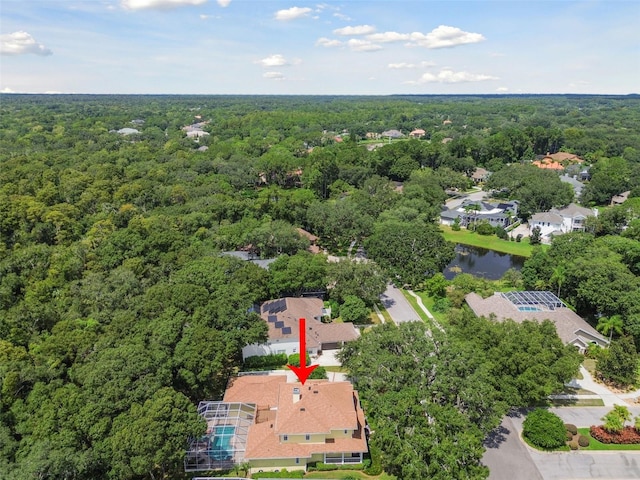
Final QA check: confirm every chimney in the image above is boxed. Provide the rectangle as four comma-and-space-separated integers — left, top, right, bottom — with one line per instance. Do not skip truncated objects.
293, 387, 301, 403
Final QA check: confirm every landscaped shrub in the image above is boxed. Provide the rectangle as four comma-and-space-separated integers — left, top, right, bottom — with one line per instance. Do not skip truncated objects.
363, 445, 383, 476
309, 366, 327, 380
568, 440, 579, 450
287, 353, 311, 367
578, 435, 590, 447
565, 424, 578, 435
590, 425, 640, 444
308, 462, 365, 472
523, 409, 566, 449
495, 226, 509, 240
252, 469, 305, 478
432, 297, 452, 313
476, 222, 495, 236
243, 353, 288, 369
566, 431, 574, 441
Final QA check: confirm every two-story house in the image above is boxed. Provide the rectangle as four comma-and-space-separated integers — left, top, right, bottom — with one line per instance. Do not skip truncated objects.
242, 297, 360, 360
185, 375, 368, 474
529, 203, 596, 242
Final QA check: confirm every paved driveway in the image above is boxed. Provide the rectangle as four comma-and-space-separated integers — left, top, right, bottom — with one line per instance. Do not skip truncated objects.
380, 284, 421, 325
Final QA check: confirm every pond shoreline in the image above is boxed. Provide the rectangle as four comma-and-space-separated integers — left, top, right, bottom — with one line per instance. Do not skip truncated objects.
440, 225, 546, 258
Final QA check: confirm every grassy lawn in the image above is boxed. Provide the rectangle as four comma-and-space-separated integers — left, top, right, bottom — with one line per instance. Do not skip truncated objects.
399, 290, 430, 323
547, 398, 604, 407
411, 290, 449, 326
583, 358, 597, 376
305, 471, 396, 479
375, 302, 394, 324
577, 428, 640, 451
440, 225, 547, 258
324, 365, 348, 373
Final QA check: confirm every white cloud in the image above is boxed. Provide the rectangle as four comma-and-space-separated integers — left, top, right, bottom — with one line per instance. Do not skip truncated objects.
257, 54, 289, 67
496, 86, 509, 92
121, 0, 207, 10
316, 37, 342, 47
275, 6, 312, 21
217, 0, 231, 6
1, 87, 16, 93
333, 25, 376, 36
263, 71, 285, 80
408, 25, 485, 49
409, 69, 498, 84
347, 39, 382, 52
366, 31, 409, 43
0, 31, 52, 56
388, 61, 435, 69
333, 12, 350, 21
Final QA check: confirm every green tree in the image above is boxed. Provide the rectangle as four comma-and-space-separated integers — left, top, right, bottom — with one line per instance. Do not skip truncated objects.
596, 315, 624, 342
365, 220, 455, 288
597, 336, 638, 387
268, 251, 328, 297
326, 260, 386, 306
522, 409, 566, 449
530, 226, 542, 245
339, 295, 369, 323
108, 387, 206, 479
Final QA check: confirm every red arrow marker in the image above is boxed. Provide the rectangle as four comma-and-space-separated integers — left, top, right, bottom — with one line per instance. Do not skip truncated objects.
287, 317, 319, 385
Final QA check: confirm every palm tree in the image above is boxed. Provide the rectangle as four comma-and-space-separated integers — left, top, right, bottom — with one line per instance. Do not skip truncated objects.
596, 315, 624, 342
550, 264, 567, 298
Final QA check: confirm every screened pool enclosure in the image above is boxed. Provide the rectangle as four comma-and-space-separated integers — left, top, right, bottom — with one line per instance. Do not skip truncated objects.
184, 402, 256, 472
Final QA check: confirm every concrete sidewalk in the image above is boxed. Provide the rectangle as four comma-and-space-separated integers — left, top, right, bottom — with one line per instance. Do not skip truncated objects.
550, 366, 640, 407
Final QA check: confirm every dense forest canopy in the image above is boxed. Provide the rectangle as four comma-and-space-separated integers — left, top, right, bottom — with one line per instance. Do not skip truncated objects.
1, 93, 639, 479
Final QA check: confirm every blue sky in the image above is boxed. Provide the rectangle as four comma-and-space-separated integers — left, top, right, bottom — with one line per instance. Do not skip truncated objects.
1, 0, 638, 94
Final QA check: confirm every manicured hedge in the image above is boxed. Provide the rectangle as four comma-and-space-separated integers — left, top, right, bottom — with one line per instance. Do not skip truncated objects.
307, 462, 365, 471
363, 445, 382, 476
243, 353, 288, 369
590, 426, 640, 444
523, 409, 566, 449
251, 469, 305, 478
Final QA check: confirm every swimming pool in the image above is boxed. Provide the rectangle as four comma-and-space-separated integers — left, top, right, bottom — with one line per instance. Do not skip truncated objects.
209, 426, 235, 460
518, 306, 541, 312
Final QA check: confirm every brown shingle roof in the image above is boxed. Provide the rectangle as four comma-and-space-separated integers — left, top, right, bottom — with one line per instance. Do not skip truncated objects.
261, 298, 359, 348
465, 292, 607, 346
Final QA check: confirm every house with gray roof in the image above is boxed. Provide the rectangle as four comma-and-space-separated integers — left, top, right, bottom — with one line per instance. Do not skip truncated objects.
465, 291, 608, 352
529, 203, 596, 242
440, 199, 519, 228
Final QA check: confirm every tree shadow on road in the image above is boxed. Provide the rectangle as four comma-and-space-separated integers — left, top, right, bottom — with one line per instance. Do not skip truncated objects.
484, 424, 510, 449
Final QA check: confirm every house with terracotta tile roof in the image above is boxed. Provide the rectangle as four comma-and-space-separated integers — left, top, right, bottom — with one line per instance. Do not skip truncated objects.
242, 298, 360, 360
409, 128, 426, 138
185, 375, 369, 473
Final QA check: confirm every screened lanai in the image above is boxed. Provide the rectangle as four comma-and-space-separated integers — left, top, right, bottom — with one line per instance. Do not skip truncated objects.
501, 291, 566, 312
185, 402, 256, 472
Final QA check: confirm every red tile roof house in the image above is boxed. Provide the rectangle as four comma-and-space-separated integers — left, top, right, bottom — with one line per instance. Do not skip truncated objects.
185, 375, 369, 474
242, 297, 360, 360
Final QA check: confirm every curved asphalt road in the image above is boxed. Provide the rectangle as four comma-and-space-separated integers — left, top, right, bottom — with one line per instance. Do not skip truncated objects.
484, 408, 640, 480
380, 284, 421, 324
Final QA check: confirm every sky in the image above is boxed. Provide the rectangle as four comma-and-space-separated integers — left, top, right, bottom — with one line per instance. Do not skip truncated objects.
1, 0, 638, 95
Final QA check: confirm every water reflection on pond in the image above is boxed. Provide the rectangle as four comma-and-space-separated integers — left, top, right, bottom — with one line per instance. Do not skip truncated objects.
443, 244, 527, 280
